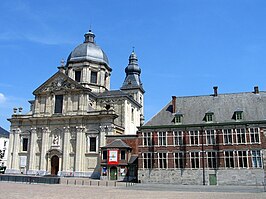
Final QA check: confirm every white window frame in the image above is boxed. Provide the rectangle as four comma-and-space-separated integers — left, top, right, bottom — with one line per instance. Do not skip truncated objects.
206, 130, 216, 145
206, 151, 217, 169
143, 132, 153, 146
158, 132, 167, 146
237, 150, 248, 168
224, 150, 235, 168
251, 150, 262, 168
174, 152, 185, 169
223, 129, 233, 145
158, 152, 168, 169
249, 127, 260, 144
189, 130, 199, 146
142, 152, 153, 169
236, 128, 246, 144
190, 151, 200, 168
173, 131, 183, 146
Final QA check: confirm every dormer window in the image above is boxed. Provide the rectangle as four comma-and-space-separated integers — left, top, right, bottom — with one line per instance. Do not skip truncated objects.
233, 111, 243, 121
204, 112, 214, 122
172, 113, 183, 124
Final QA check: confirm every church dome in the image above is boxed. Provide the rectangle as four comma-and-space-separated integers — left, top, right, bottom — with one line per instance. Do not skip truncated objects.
67, 30, 109, 66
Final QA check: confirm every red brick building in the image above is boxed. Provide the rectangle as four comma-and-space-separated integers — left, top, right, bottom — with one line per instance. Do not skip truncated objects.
138, 87, 266, 185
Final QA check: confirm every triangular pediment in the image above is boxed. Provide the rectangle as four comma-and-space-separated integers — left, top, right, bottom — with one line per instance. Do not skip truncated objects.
33, 71, 90, 95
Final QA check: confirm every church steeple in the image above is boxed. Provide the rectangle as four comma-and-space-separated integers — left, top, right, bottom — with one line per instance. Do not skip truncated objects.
121, 51, 144, 92
121, 50, 145, 126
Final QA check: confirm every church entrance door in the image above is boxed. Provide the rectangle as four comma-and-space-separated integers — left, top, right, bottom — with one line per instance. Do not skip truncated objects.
110, 166, 117, 180
51, 155, 59, 176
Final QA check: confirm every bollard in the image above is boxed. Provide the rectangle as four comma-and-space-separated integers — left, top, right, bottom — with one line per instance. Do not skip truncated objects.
115, 181, 116, 187
82, 180, 84, 185
90, 181, 91, 186
106, 181, 108, 186
67, 179, 68, 185
98, 181, 100, 186
74, 180, 76, 185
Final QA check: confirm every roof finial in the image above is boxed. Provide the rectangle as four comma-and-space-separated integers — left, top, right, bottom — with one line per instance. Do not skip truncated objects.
60, 58, 65, 67
132, 46, 135, 53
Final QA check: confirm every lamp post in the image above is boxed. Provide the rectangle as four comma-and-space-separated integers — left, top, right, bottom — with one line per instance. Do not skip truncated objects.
201, 126, 206, 185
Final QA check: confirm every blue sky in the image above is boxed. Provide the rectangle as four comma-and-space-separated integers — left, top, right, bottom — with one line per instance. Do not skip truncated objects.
1, 0, 266, 130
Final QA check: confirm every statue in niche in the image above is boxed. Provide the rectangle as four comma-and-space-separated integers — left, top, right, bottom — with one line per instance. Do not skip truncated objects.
53, 134, 59, 145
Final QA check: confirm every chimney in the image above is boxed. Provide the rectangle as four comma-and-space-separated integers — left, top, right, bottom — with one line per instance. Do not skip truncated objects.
172, 96, 176, 113
254, 86, 259, 94
213, 86, 218, 96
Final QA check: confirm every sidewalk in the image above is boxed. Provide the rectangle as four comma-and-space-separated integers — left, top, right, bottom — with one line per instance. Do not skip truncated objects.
120, 183, 266, 193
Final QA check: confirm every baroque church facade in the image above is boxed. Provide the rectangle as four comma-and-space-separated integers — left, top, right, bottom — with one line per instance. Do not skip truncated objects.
6, 30, 144, 178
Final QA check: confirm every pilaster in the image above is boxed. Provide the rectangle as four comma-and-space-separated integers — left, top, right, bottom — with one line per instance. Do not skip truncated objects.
74, 126, 85, 175
40, 127, 49, 173
62, 126, 70, 171
28, 127, 37, 173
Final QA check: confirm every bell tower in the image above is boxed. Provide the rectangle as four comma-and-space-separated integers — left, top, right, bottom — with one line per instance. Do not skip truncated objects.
121, 50, 145, 125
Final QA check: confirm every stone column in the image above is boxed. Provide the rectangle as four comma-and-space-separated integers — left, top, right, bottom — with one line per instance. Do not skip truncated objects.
28, 127, 37, 174
40, 127, 50, 174
74, 126, 85, 176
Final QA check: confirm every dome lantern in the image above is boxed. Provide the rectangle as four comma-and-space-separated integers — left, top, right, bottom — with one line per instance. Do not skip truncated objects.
84, 30, 95, 43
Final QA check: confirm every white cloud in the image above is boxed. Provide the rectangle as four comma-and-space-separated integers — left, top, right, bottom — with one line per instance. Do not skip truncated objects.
0, 93, 6, 104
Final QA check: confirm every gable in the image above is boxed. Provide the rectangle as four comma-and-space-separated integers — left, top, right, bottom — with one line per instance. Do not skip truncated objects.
33, 71, 90, 95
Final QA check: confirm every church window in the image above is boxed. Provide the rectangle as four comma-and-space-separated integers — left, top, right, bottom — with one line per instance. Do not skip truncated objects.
131, 108, 134, 122
54, 95, 63, 113
90, 71, 97, 84
89, 137, 97, 152
22, 138, 28, 152
75, 70, 81, 82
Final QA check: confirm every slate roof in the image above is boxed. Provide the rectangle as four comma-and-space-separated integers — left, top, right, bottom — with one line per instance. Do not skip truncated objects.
145, 91, 266, 127
0, 127, 9, 138
102, 139, 131, 149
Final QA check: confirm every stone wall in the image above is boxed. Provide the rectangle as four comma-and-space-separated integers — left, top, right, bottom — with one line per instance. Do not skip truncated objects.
138, 168, 264, 185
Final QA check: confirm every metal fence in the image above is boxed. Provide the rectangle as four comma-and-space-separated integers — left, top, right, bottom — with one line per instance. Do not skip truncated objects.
0, 175, 60, 184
